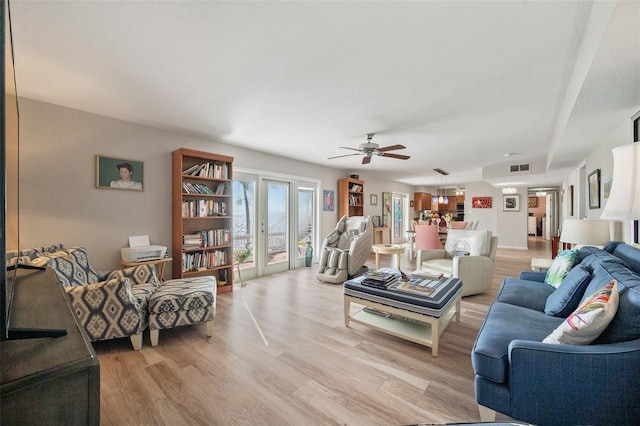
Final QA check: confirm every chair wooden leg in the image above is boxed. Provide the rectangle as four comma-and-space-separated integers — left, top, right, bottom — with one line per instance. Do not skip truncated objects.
150, 329, 159, 347
206, 320, 214, 337
478, 405, 496, 422
130, 333, 143, 351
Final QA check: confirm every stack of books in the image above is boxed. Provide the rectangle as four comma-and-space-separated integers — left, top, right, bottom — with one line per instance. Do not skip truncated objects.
361, 270, 398, 289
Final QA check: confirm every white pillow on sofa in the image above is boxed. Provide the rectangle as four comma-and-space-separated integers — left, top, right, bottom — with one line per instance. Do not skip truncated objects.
543, 280, 619, 345
444, 229, 492, 256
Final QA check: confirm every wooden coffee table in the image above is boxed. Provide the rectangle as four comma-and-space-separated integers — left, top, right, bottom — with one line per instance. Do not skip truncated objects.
343, 275, 462, 357
371, 244, 405, 269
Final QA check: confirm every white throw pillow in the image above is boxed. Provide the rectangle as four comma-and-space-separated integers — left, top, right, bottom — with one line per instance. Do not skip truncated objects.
444, 229, 491, 256
543, 280, 619, 345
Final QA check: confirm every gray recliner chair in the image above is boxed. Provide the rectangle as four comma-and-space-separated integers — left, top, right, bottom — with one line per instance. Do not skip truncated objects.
316, 215, 373, 284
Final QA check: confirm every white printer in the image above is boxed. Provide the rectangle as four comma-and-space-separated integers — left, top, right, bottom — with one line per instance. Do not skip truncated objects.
121, 235, 167, 262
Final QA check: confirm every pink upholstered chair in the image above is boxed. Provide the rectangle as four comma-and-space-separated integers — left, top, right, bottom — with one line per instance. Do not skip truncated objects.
451, 221, 467, 229
414, 225, 443, 250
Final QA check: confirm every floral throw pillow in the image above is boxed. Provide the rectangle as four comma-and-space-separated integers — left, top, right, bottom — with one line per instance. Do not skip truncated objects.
544, 249, 579, 288
543, 280, 619, 345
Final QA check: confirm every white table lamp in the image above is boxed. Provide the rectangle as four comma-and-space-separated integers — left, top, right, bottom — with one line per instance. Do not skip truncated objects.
601, 143, 640, 220
560, 219, 611, 246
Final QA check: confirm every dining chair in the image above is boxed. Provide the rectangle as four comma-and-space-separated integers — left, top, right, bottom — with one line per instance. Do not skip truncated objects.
414, 224, 443, 250
451, 221, 468, 229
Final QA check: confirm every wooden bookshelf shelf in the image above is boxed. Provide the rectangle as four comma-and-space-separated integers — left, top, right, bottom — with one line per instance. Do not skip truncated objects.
172, 148, 234, 294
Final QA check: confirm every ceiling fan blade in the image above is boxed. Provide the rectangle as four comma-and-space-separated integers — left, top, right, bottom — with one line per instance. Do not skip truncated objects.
338, 146, 362, 152
362, 155, 372, 165
378, 144, 406, 152
380, 153, 410, 160
328, 153, 362, 160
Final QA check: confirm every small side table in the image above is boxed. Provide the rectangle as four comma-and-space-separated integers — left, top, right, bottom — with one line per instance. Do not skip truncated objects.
120, 257, 173, 282
371, 244, 405, 270
531, 257, 553, 272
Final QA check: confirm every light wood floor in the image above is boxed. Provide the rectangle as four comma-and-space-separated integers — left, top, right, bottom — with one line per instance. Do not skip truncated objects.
94, 237, 551, 425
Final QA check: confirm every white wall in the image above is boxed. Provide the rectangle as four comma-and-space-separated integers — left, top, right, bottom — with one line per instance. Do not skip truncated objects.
582, 118, 635, 242
18, 98, 379, 270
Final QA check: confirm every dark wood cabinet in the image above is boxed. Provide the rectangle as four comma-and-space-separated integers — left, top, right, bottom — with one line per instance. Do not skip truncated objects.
413, 192, 432, 211
1, 268, 100, 425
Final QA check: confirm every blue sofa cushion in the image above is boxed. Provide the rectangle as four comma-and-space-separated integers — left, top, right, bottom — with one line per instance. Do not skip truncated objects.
496, 277, 554, 312
578, 262, 640, 344
544, 264, 593, 317
545, 249, 578, 287
578, 245, 626, 269
471, 301, 563, 384
607, 242, 640, 273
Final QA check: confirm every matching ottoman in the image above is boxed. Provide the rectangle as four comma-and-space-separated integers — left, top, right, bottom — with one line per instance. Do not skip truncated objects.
148, 276, 216, 346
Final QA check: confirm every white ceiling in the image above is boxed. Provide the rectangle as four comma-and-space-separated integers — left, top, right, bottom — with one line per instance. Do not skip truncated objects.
7, 1, 640, 189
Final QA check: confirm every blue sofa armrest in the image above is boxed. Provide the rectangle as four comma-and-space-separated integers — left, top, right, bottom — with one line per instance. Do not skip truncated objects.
518, 270, 546, 282
507, 339, 640, 425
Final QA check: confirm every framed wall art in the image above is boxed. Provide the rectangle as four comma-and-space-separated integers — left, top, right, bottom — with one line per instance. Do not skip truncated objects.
472, 197, 492, 208
588, 169, 601, 209
323, 190, 335, 211
96, 155, 144, 190
382, 192, 392, 226
370, 193, 378, 206
528, 197, 538, 208
568, 185, 574, 216
503, 194, 520, 212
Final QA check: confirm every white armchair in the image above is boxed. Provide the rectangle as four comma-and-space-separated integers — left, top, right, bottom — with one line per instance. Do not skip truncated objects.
416, 229, 498, 296
316, 215, 373, 284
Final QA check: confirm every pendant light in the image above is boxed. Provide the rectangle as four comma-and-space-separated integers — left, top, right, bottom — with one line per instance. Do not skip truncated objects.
432, 170, 439, 203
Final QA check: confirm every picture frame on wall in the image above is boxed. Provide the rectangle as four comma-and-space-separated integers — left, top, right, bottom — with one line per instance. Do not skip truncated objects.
528, 197, 538, 208
370, 193, 378, 206
568, 185, 574, 216
382, 192, 392, 227
323, 190, 335, 211
96, 155, 144, 190
588, 169, 601, 209
503, 194, 520, 212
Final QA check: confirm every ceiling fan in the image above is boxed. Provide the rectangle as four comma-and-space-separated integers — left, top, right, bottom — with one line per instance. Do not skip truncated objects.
328, 133, 410, 165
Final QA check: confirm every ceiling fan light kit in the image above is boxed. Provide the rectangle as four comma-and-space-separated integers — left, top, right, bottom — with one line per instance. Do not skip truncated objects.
328, 133, 410, 164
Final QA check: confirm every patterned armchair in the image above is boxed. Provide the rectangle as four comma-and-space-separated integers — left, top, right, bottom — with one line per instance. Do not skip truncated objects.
8, 245, 158, 350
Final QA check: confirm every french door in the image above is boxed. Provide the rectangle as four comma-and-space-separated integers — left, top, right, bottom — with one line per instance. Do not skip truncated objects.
233, 170, 318, 281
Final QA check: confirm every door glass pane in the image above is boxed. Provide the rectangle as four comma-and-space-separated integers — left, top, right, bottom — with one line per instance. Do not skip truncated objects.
297, 188, 314, 259
267, 181, 289, 265
232, 180, 255, 269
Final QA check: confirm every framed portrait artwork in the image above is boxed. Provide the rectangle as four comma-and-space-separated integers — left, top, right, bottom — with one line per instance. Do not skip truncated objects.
503, 194, 520, 212
588, 169, 601, 209
323, 190, 335, 211
96, 155, 144, 190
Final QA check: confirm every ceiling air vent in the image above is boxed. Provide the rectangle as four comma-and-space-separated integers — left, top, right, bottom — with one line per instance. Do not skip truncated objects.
510, 163, 531, 173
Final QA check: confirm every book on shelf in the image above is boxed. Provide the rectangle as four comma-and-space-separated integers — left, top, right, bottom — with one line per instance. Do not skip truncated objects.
182, 162, 229, 179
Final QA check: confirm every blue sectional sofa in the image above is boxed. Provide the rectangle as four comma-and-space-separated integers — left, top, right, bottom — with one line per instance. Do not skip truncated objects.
472, 242, 640, 426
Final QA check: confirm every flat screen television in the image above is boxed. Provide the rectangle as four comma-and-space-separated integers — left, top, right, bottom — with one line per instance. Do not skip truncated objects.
1, 1, 66, 340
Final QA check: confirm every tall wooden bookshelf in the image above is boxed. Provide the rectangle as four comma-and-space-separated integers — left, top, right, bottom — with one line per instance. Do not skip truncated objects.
338, 177, 364, 217
172, 148, 234, 294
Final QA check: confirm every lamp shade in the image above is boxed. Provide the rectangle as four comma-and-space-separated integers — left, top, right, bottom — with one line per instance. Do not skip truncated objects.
560, 219, 610, 246
601, 143, 640, 220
